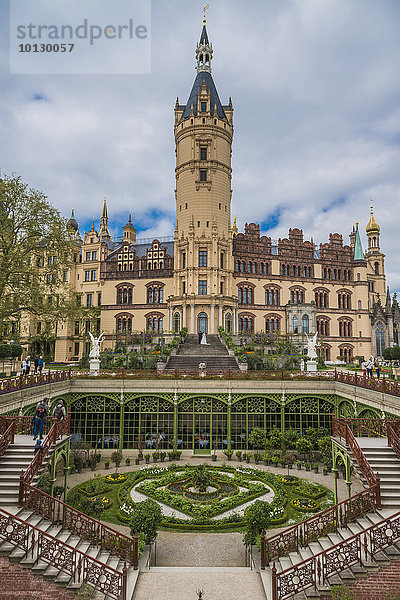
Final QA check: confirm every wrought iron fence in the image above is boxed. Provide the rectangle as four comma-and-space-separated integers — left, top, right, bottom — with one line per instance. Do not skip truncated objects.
271, 510, 400, 600
0, 506, 128, 600
0, 369, 70, 394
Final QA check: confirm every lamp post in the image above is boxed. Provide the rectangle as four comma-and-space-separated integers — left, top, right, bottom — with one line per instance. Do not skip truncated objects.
10, 339, 14, 374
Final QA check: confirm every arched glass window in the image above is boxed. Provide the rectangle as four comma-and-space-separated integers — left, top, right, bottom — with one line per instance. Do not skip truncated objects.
376, 323, 385, 356
224, 313, 232, 333
302, 314, 309, 334
293, 316, 298, 334
173, 312, 181, 334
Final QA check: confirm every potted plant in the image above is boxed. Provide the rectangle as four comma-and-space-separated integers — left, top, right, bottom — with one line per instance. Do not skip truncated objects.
75, 457, 83, 473
168, 451, 175, 461
144, 454, 151, 464
262, 452, 270, 466
70, 463, 76, 474
104, 459, 110, 470
160, 451, 167, 462
135, 456, 140, 465
223, 449, 233, 461
125, 457, 131, 467
245, 452, 252, 464
111, 450, 122, 469
254, 453, 261, 465
313, 462, 319, 474
95, 452, 101, 463
152, 451, 160, 463
235, 450, 242, 462
175, 451, 182, 461
89, 455, 97, 471
305, 462, 311, 472
296, 460, 302, 470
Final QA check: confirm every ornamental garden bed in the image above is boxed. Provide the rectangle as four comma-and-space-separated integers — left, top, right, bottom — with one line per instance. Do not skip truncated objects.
67, 465, 333, 532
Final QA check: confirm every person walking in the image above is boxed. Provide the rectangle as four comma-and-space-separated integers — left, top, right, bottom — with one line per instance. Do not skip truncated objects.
198, 331, 202, 344
33, 439, 43, 456
374, 359, 380, 379
32, 399, 49, 440
26, 356, 31, 375
34, 356, 39, 374
38, 356, 44, 374
21, 358, 27, 375
53, 400, 66, 440
366, 359, 373, 378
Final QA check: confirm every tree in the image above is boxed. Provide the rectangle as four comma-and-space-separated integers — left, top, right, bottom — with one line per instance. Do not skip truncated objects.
191, 464, 211, 492
129, 499, 162, 545
295, 437, 313, 460
0, 173, 80, 337
384, 347, 400, 361
243, 500, 271, 546
248, 427, 267, 450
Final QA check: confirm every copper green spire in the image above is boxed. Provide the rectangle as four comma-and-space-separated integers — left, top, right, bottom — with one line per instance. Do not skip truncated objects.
353, 222, 364, 261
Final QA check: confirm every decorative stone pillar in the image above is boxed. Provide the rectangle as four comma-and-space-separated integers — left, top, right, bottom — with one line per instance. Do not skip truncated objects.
219, 304, 223, 328
190, 304, 195, 334
210, 303, 215, 334
183, 303, 187, 328
168, 306, 173, 332
173, 393, 178, 450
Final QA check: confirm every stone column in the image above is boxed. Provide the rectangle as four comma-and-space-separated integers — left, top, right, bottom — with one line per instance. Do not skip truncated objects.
210, 303, 215, 334
168, 306, 172, 332
219, 304, 223, 328
190, 304, 195, 334
183, 303, 187, 328
233, 308, 238, 335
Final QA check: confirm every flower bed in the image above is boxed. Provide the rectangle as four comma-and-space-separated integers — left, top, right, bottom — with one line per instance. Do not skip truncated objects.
291, 498, 319, 512
292, 481, 326, 499
89, 496, 112, 509
277, 475, 299, 485
105, 473, 127, 484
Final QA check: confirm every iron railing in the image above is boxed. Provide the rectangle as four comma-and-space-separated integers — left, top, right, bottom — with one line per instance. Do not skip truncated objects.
0, 506, 128, 600
0, 369, 71, 395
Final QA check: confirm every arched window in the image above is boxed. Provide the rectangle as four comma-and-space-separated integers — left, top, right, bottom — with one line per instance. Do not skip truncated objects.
173, 312, 181, 333
293, 316, 298, 334
358, 300, 362, 310
301, 314, 309, 334
224, 313, 232, 333
265, 287, 280, 306
147, 284, 164, 304
374, 262, 379, 275
116, 284, 133, 305
238, 285, 254, 305
376, 322, 385, 356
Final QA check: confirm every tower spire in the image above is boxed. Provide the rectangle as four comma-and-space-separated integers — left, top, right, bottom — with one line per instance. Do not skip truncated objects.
99, 196, 111, 240
196, 8, 213, 74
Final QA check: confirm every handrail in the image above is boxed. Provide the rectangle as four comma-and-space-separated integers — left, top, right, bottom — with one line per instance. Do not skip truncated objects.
0, 506, 127, 600
0, 369, 71, 394
20, 482, 139, 567
0, 417, 15, 457
263, 484, 380, 564
387, 421, 400, 460
271, 509, 400, 600
332, 416, 381, 497
262, 416, 383, 569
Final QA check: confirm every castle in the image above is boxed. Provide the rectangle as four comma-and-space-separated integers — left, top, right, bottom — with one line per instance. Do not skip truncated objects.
49, 20, 398, 364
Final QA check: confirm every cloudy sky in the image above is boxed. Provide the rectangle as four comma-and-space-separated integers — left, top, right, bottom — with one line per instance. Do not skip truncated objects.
1, 0, 400, 289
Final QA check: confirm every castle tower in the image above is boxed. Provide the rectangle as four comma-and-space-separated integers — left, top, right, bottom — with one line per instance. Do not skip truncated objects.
122, 214, 137, 244
365, 202, 386, 302
170, 15, 237, 335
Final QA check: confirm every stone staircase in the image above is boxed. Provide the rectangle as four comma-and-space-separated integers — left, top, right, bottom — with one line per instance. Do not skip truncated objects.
261, 507, 399, 599
0, 434, 139, 599
166, 334, 239, 371
0, 505, 139, 599
0, 434, 55, 504
261, 436, 400, 599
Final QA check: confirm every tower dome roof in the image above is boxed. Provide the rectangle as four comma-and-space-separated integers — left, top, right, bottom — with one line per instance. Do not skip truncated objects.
366, 203, 380, 233
67, 208, 79, 232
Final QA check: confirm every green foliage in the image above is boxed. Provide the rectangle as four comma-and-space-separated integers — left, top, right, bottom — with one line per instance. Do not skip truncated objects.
37, 473, 64, 498
10, 343, 23, 357
329, 584, 355, 600
384, 347, 400, 361
190, 464, 212, 492
283, 428, 301, 450
318, 436, 332, 458
76, 583, 96, 599
129, 498, 162, 544
295, 437, 313, 459
269, 427, 284, 450
243, 500, 271, 546
0, 344, 11, 359
111, 450, 122, 465
0, 173, 82, 331
304, 427, 319, 448
245, 352, 264, 370
248, 427, 267, 450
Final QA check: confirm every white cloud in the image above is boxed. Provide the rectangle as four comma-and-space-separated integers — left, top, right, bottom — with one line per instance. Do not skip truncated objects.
0, 0, 400, 289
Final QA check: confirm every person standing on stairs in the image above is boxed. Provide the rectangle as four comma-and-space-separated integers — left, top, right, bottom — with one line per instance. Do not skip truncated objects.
32, 399, 49, 440
53, 400, 66, 440
198, 331, 202, 344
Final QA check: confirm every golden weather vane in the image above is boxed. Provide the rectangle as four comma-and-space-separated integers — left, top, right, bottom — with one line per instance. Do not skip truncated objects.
203, 4, 209, 25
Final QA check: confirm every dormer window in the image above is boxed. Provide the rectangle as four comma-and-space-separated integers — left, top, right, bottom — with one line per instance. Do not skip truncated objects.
201, 102, 207, 113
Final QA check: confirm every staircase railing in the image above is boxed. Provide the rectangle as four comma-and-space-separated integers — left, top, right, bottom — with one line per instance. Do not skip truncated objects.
19, 483, 139, 567
0, 416, 15, 458
261, 417, 382, 568
17, 413, 138, 567
0, 506, 128, 600
333, 417, 381, 501
270, 509, 400, 600
263, 485, 380, 565
387, 420, 400, 459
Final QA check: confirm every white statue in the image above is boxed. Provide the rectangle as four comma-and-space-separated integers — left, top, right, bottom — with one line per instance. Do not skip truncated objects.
88, 332, 105, 359
306, 332, 318, 360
